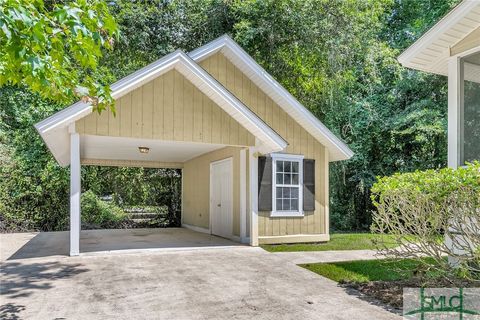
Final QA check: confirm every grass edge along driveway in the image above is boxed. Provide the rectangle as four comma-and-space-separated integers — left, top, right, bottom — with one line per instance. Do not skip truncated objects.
300, 258, 427, 283
261, 233, 396, 252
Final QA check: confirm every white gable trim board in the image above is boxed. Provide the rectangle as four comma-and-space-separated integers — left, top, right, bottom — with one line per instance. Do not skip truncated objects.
35, 49, 288, 166
189, 35, 354, 161
36, 35, 353, 167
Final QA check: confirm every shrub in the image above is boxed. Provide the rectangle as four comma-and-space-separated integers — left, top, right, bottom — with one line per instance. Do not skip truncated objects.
371, 162, 480, 282
0, 133, 70, 232
81, 190, 127, 229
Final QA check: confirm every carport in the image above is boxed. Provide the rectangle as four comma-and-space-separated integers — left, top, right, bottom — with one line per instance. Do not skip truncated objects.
34, 49, 286, 256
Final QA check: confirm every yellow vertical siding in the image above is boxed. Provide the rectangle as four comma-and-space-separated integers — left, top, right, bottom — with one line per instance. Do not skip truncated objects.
201, 52, 329, 237
163, 70, 174, 140
142, 81, 154, 139
183, 147, 243, 236
153, 77, 164, 139
76, 69, 255, 147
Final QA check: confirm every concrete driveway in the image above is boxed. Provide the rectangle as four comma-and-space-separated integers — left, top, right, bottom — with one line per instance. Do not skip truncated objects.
0, 230, 400, 320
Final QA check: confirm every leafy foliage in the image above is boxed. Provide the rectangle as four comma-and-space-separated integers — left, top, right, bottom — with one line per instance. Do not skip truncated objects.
371, 162, 480, 203
0, 0, 464, 232
0, 0, 118, 112
224, 0, 455, 230
83, 167, 182, 227
81, 190, 126, 228
371, 163, 480, 281
0, 85, 181, 231
0, 87, 70, 231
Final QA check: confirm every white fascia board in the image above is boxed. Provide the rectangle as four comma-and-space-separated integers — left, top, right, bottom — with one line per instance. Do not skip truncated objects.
109, 50, 182, 98
398, 0, 480, 69
35, 50, 185, 134
35, 49, 287, 166
189, 35, 353, 161
35, 49, 185, 135
188, 35, 228, 61
34, 51, 184, 166
34, 101, 92, 135
34, 101, 92, 167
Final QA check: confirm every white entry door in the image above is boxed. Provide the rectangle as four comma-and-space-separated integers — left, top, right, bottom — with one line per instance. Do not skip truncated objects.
210, 158, 233, 239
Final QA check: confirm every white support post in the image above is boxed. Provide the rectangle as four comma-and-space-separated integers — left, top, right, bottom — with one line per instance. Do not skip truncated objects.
239, 149, 247, 243
69, 124, 81, 256
447, 56, 463, 168
447, 56, 467, 266
248, 146, 259, 246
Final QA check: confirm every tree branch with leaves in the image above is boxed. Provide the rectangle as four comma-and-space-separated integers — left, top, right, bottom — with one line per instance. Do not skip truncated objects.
0, 0, 119, 112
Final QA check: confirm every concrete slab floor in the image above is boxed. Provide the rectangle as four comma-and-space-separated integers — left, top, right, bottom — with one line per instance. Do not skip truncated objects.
0, 230, 400, 320
0, 228, 243, 261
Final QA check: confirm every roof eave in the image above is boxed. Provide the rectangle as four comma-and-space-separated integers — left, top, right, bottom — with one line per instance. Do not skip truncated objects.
190, 35, 353, 162
35, 48, 287, 165
398, 0, 479, 71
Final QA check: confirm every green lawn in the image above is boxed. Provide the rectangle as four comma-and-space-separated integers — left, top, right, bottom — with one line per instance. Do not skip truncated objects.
302, 258, 436, 283
261, 233, 396, 252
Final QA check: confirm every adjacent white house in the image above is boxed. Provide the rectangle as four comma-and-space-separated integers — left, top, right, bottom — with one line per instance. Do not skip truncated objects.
398, 0, 480, 167
399, 0, 480, 263
35, 35, 353, 256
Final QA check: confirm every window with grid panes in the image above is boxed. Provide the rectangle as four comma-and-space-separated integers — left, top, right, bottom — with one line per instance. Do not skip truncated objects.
271, 154, 303, 216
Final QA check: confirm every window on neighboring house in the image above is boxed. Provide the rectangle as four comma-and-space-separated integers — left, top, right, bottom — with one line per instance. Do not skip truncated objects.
271, 154, 303, 217
461, 51, 480, 165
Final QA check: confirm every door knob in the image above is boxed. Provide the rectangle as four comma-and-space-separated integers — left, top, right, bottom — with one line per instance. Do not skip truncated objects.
217, 204, 221, 207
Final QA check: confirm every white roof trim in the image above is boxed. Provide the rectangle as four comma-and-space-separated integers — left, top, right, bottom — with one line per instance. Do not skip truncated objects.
398, 0, 480, 75
189, 35, 354, 161
36, 50, 287, 166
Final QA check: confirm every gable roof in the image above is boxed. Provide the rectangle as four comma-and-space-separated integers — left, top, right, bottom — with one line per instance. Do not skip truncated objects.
189, 35, 354, 162
398, 0, 480, 76
36, 50, 287, 166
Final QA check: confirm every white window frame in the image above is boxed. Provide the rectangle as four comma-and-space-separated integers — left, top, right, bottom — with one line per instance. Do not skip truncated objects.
448, 46, 480, 168
270, 153, 304, 217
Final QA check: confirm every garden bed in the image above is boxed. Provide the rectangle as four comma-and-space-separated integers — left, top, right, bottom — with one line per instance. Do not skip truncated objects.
344, 277, 477, 309
302, 259, 479, 311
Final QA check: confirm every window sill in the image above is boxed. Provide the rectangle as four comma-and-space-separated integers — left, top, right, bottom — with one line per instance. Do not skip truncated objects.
270, 211, 304, 218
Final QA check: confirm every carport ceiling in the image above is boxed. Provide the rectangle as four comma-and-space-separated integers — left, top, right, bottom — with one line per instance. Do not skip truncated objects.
80, 135, 226, 163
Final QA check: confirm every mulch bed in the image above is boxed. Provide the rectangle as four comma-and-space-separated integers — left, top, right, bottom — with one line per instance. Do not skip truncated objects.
341, 278, 479, 310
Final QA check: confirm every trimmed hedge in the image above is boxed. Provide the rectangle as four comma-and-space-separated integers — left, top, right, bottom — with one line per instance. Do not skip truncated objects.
370, 162, 480, 281
371, 161, 480, 204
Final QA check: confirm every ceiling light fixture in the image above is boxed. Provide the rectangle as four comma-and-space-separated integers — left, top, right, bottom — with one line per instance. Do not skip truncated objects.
138, 146, 150, 154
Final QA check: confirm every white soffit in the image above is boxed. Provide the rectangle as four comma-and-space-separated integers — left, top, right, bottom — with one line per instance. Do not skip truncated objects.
35, 50, 287, 166
81, 135, 225, 163
398, 0, 480, 76
189, 35, 354, 162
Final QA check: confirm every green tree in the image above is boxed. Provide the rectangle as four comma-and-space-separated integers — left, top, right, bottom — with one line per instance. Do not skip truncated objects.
0, 87, 70, 231
228, 0, 457, 230
0, 0, 118, 112
0, 0, 464, 232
